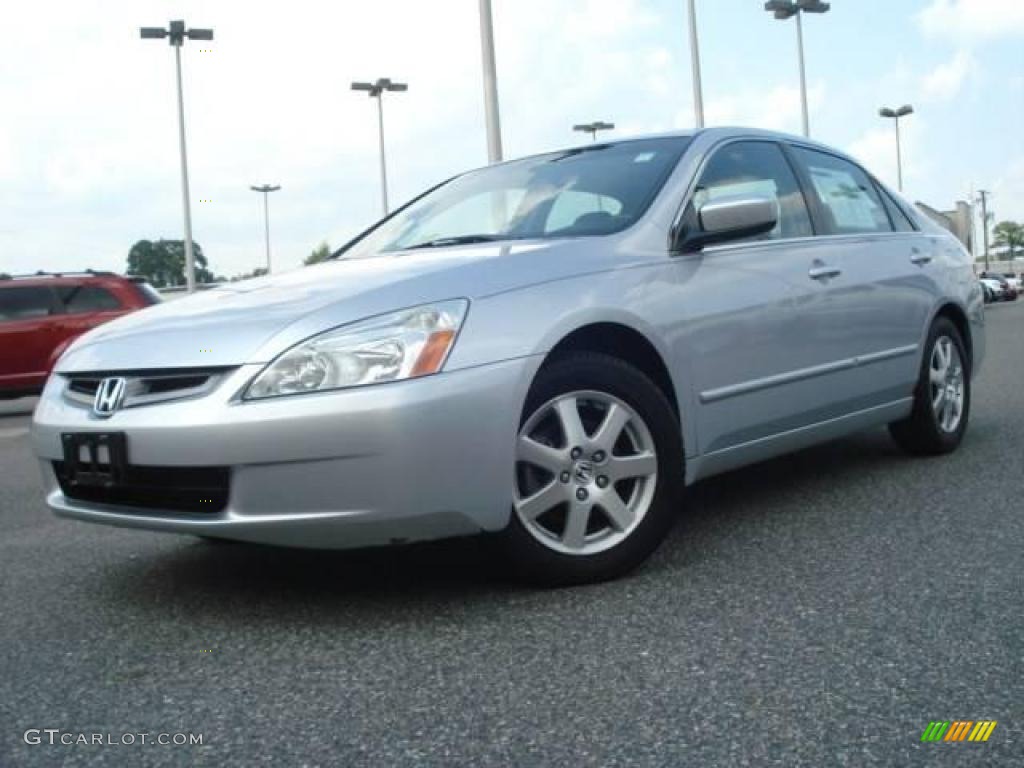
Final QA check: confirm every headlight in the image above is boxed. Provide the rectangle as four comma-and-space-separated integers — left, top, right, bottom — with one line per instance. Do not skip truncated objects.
245, 299, 468, 399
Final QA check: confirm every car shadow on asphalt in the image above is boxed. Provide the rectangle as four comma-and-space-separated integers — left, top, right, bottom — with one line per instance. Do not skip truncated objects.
96, 424, 965, 622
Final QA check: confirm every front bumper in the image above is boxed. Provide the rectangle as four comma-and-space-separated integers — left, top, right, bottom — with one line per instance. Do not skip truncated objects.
33, 357, 540, 548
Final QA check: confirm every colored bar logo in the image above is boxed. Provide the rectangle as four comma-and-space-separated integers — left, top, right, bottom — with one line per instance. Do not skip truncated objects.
921, 721, 997, 742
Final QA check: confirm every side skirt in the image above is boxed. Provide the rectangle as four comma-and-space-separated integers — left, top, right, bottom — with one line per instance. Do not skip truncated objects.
684, 398, 913, 485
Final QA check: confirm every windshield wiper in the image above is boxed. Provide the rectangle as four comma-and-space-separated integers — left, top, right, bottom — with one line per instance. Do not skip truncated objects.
405, 234, 507, 250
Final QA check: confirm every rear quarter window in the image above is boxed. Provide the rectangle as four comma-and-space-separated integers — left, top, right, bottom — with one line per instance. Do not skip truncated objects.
57, 284, 122, 313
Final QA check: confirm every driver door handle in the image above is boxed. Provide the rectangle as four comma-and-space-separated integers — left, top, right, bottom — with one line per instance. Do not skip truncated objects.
808, 264, 842, 280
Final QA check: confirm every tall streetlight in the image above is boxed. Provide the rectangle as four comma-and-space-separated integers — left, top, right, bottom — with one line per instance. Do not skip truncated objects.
140, 20, 213, 293
573, 122, 615, 141
878, 105, 914, 192
250, 184, 280, 274
686, 0, 705, 128
478, 0, 504, 163
764, 1, 830, 138
977, 189, 992, 272
351, 78, 407, 216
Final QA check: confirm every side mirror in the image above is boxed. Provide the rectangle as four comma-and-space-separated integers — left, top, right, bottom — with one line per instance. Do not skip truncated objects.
678, 196, 778, 252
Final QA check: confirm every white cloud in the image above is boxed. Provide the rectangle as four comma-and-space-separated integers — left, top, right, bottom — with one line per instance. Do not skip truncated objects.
702, 83, 826, 135
921, 51, 975, 101
0, 0, 682, 277
991, 156, 1024, 222
846, 119, 928, 194
918, 0, 1024, 43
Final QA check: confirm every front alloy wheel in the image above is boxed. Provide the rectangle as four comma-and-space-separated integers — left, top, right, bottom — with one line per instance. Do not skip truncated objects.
500, 352, 683, 585
515, 390, 658, 556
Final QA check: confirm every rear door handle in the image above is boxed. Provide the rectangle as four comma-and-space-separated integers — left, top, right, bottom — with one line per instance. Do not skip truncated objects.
808, 264, 842, 280
910, 251, 933, 265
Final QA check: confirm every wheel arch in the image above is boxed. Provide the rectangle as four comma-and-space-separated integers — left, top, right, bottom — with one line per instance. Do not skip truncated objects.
545, 322, 678, 414
931, 301, 973, 372
540, 322, 691, 460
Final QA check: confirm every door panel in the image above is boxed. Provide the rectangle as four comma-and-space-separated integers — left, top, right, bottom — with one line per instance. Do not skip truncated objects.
668, 139, 865, 455
787, 146, 933, 405
672, 238, 844, 455
0, 286, 60, 389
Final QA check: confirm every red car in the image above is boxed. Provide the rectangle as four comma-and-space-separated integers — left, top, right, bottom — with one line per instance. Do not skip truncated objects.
0, 271, 161, 399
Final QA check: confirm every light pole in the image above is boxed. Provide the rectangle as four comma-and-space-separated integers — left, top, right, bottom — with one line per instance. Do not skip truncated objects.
878, 105, 914, 192
351, 78, 407, 216
573, 122, 615, 141
141, 20, 213, 293
977, 189, 991, 272
250, 184, 280, 274
478, 0, 504, 163
686, 0, 705, 128
764, 1, 830, 138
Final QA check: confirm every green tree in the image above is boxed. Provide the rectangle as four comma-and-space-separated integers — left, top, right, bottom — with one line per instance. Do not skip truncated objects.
126, 239, 217, 288
992, 221, 1024, 262
304, 241, 331, 266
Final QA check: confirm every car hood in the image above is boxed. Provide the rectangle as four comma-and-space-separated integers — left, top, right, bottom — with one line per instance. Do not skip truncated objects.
56, 238, 623, 372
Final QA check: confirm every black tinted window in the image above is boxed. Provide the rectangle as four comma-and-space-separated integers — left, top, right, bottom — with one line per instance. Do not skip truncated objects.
58, 285, 121, 313
691, 141, 813, 241
0, 286, 54, 321
791, 147, 893, 234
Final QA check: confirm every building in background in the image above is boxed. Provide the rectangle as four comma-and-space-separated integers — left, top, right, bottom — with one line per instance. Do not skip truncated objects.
916, 200, 974, 254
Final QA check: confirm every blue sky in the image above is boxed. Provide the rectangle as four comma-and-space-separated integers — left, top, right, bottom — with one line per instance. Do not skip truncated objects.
1, 0, 1022, 277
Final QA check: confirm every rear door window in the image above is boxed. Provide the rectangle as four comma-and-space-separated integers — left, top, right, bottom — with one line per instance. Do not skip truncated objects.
790, 147, 893, 234
0, 286, 56, 322
57, 285, 122, 313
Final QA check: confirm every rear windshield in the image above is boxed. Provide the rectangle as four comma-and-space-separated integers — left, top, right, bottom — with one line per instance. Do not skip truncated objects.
134, 282, 163, 305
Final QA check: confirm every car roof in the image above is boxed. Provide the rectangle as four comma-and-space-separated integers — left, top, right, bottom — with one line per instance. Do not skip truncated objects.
554, 126, 852, 162
0, 272, 135, 288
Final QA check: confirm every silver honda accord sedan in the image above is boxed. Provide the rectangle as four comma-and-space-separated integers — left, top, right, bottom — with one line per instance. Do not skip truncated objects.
32, 128, 984, 584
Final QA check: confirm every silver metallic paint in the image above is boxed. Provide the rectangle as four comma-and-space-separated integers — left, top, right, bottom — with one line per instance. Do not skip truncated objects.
33, 128, 984, 548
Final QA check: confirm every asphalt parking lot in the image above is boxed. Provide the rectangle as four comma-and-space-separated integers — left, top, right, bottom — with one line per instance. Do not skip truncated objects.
1, 302, 1021, 768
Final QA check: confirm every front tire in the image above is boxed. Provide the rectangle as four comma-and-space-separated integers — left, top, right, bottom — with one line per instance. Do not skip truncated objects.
500, 352, 683, 586
889, 317, 970, 456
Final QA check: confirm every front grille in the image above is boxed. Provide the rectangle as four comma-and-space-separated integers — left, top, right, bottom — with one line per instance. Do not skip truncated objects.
63, 368, 231, 409
54, 461, 230, 514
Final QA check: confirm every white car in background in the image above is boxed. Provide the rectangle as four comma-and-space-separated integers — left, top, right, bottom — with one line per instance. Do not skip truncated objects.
979, 277, 1004, 303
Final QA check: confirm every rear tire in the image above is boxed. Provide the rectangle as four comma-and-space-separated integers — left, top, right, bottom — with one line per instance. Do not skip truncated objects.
500, 352, 684, 586
889, 317, 970, 456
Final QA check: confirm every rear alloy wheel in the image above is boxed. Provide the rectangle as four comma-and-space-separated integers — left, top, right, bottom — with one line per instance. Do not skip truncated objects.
889, 317, 970, 455
501, 352, 683, 585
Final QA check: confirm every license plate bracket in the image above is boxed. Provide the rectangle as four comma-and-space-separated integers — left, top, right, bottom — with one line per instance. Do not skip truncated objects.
61, 432, 127, 487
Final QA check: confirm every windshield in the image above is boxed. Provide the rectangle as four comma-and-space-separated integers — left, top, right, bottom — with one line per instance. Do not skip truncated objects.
338, 137, 691, 258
